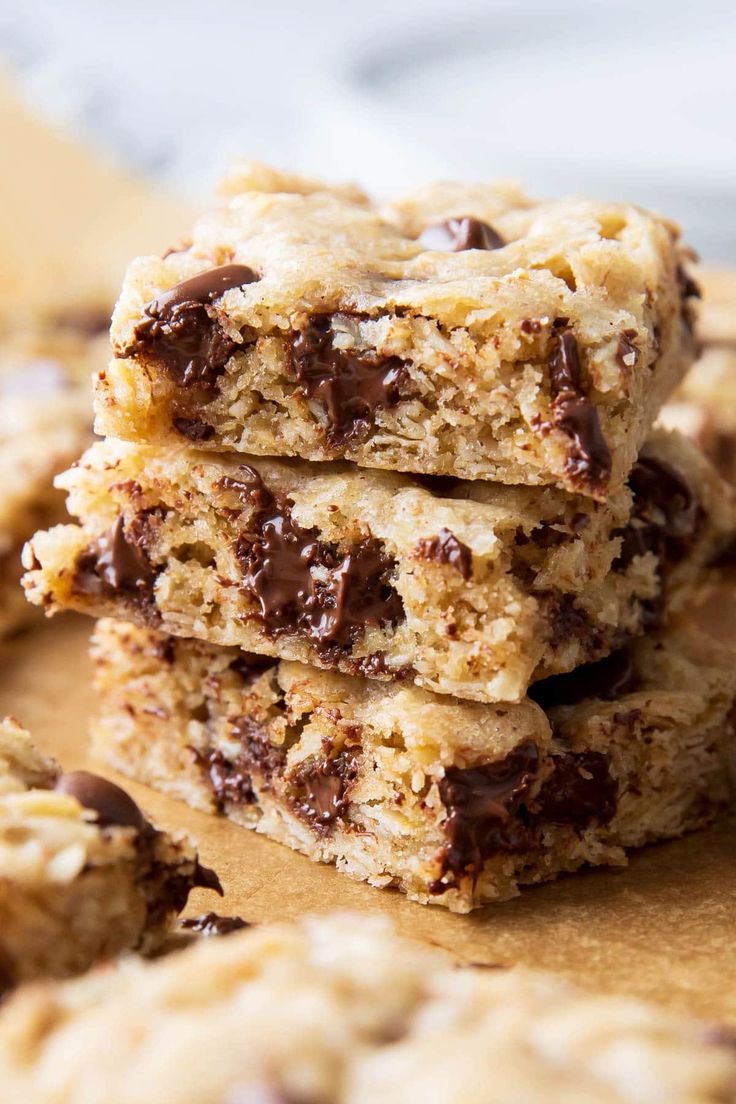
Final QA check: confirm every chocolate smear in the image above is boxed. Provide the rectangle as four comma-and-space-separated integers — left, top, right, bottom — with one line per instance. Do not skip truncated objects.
419, 217, 504, 252
173, 416, 215, 442
74, 514, 159, 617
414, 528, 472, 580
232, 466, 403, 655
289, 315, 408, 446
124, 263, 258, 388
548, 329, 612, 494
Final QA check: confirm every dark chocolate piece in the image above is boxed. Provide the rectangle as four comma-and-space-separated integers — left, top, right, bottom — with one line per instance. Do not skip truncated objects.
231, 466, 403, 655
288, 747, 359, 830
536, 751, 618, 825
173, 416, 216, 442
289, 315, 408, 446
55, 770, 146, 830
432, 742, 616, 894
419, 217, 504, 252
414, 528, 472, 580
74, 515, 159, 616
228, 653, 278, 684
529, 649, 638, 709
191, 747, 257, 811
181, 912, 249, 936
124, 264, 258, 388
431, 742, 540, 893
548, 329, 612, 493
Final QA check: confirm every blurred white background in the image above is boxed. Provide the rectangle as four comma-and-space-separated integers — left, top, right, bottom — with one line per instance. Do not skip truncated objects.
2, 0, 735, 259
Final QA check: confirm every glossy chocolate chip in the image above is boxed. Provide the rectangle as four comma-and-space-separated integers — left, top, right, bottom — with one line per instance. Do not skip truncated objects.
419, 216, 504, 252
55, 771, 146, 829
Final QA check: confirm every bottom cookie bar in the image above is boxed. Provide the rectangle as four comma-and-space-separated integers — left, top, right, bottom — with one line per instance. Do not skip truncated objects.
2, 913, 735, 1104
0, 718, 220, 991
91, 617, 736, 913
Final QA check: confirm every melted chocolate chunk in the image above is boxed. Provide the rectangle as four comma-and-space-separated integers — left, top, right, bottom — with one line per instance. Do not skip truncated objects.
0, 948, 15, 1000
537, 751, 617, 825
414, 528, 472, 580
55, 771, 146, 829
232, 467, 403, 655
431, 742, 540, 893
548, 329, 612, 493
288, 747, 359, 830
191, 747, 257, 810
529, 649, 638, 709
615, 455, 701, 571
419, 217, 505, 252
124, 264, 258, 388
181, 912, 249, 936
432, 742, 617, 893
173, 416, 215, 441
289, 315, 408, 446
74, 515, 159, 616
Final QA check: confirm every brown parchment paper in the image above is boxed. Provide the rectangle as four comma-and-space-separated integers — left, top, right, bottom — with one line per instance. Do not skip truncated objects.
0, 76, 734, 1026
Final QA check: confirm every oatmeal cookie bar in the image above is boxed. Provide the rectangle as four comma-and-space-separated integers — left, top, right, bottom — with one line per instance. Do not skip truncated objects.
90, 617, 735, 912
95, 164, 696, 500
2, 913, 735, 1104
0, 316, 101, 635
0, 717, 220, 991
22, 430, 736, 704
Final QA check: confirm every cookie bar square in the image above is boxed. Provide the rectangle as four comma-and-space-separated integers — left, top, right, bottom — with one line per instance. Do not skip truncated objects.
2, 913, 736, 1104
0, 717, 219, 991
22, 430, 736, 704
0, 318, 100, 636
95, 165, 697, 500
89, 617, 735, 913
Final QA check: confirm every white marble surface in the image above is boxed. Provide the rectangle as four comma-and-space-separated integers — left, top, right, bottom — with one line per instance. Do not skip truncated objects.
3, 0, 736, 258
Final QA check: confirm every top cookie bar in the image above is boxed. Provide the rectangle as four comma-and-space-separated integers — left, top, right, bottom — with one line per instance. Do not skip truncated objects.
97, 163, 697, 500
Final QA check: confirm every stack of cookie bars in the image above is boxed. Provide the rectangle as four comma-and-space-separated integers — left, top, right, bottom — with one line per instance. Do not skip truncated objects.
22, 165, 736, 912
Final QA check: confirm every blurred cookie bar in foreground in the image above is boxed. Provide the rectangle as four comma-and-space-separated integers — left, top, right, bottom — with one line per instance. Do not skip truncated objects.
1, 913, 735, 1103
0, 717, 219, 992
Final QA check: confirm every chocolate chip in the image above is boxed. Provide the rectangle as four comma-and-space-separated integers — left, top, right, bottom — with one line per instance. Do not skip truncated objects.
419, 217, 504, 252
172, 416, 216, 441
56, 305, 111, 337
55, 770, 147, 829
616, 329, 639, 369
181, 912, 249, 936
191, 747, 257, 811
233, 467, 403, 656
535, 751, 617, 825
288, 747, 359, 830
124, 264, 258, 389
414, 528, 472, 580
74, 515, 159, 617
289, 315, 409, 447
520, 318, 543, 335
548, 329, 612, 494
529, 649, 638, 709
